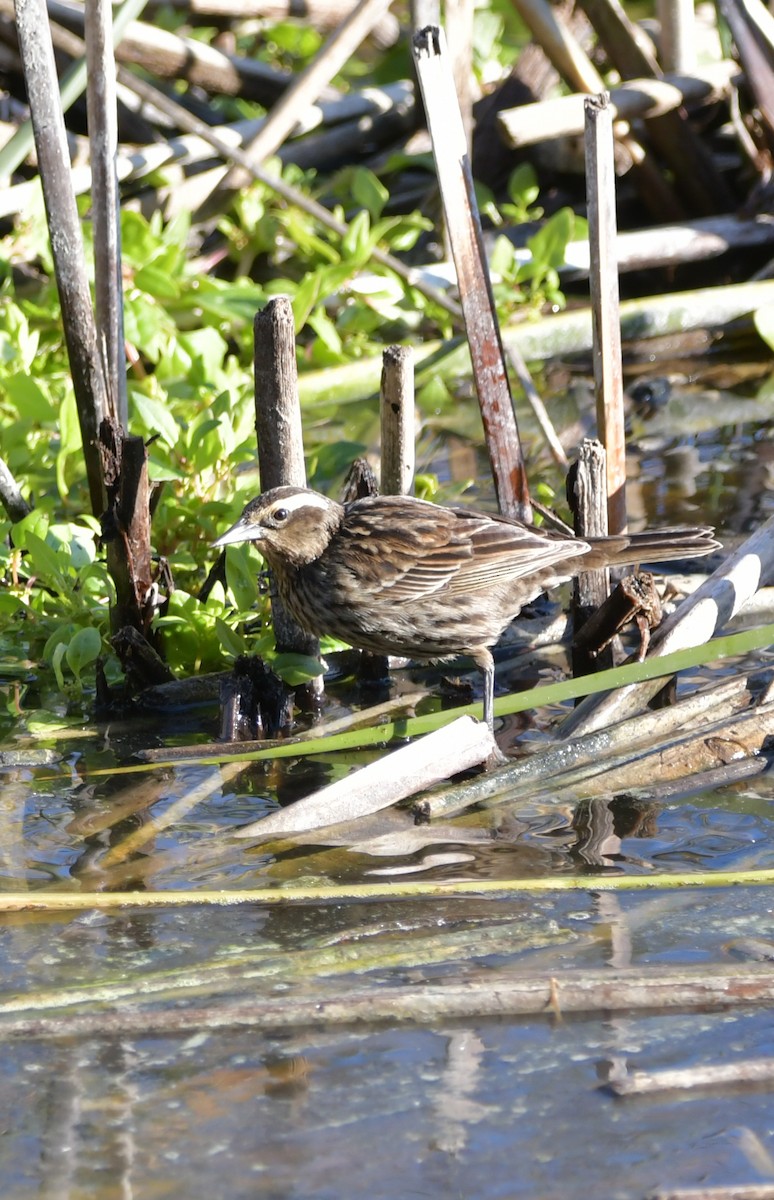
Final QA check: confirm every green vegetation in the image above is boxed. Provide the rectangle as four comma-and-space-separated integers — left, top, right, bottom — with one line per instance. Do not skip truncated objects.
0, 126, 580, 709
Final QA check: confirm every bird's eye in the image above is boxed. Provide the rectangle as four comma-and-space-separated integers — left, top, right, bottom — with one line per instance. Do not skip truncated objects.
273, 508, 289, 523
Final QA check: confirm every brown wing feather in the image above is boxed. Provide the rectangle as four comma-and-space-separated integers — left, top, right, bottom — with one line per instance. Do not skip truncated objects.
339, 496, 590, 602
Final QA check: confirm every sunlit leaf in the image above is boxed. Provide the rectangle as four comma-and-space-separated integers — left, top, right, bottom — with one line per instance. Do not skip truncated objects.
65, 626, 102, 680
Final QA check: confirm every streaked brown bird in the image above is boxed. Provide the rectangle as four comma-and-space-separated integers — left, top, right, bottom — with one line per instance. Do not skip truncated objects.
213, 486, 718, 730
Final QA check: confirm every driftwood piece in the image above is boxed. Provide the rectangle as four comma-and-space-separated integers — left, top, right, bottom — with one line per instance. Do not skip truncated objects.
421, 675, 751, 819
413, 25, 531, 521
610, 1057, 774, 1097
573, 572, 663, 660
2, 963, 774, 1039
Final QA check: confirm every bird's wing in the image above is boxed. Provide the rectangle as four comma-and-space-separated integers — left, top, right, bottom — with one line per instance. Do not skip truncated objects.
340, 499, 589, 601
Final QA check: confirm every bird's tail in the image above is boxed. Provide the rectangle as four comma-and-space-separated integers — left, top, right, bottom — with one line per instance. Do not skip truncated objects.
584, 526, 720, 570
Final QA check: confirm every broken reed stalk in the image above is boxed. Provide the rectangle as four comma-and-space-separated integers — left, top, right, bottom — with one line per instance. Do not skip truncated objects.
585, 94, 627, 535
99, 422, 163, 659
85, 0, 127, 426
568, 439, 615, 675
412, 25, 531, 521
234, 715, 495, 840
14, 0, 108, 517
379, 345, 415, 496
253, 297, 324, 703
206, 0, 394, 210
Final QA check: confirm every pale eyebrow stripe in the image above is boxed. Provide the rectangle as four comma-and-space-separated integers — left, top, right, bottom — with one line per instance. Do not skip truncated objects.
273, 492, 331, 515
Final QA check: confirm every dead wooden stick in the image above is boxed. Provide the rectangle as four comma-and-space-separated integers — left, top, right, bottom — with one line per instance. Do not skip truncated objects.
568, 439, 615, 675
253, 298, 324, 704
610, 1057, 774, 1097
380, 344, 415, 496
412, 25, 531, 521
585, 94, 627, 535
85, 0, 127, 426
15, 0, 108, 516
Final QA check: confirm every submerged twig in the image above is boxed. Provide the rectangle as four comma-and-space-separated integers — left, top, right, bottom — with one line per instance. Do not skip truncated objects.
2, 962, 774, 1040
610, 1058, 774, 1097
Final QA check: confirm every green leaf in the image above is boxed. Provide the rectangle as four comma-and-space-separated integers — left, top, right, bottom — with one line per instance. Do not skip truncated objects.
271, 652, 325, 686
23, 531, 65, 584
12, 509, 49, 548
51, 642, 67, 692
527, 208, 574, 273
351, 168, 389, 220
224, 545, 259, 612
134, 265, 182, 300
341, 210, 371, 263
130, 390, 181, 449
65, 626, 102, 680
215, 616, 246, 659
3, 373, 54, 422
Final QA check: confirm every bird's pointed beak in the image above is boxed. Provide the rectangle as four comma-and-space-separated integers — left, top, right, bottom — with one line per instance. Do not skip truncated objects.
211, 518, 266, 550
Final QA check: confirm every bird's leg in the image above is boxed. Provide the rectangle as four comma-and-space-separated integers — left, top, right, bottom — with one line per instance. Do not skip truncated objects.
472, 648, 496, 732
472, 648, 508, 767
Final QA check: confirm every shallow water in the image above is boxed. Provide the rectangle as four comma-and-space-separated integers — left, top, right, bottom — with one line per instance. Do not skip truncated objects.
2, 371, 774, 1197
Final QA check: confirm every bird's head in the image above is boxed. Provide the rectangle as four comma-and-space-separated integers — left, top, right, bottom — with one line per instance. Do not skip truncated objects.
212, 486, 343, 568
